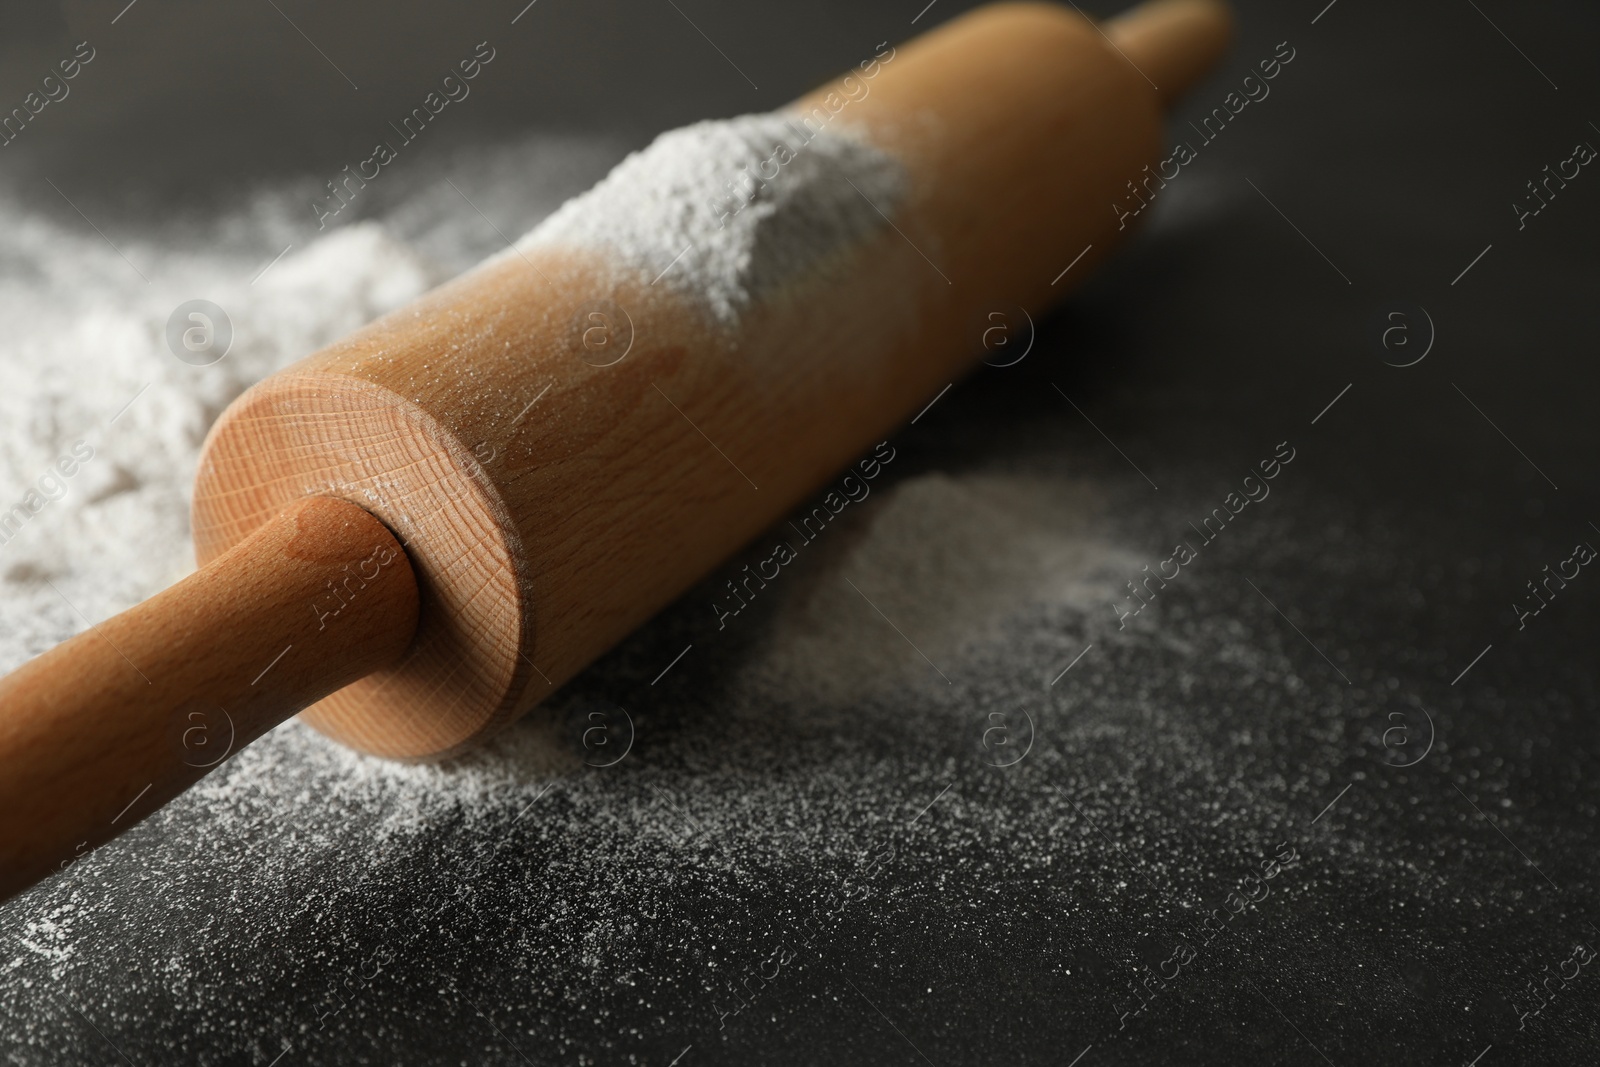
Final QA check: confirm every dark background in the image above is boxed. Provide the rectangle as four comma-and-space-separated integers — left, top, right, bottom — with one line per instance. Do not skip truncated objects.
2, 0, 1599, 1064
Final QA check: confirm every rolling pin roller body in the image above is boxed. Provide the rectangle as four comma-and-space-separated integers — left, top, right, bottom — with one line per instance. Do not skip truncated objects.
0, 0, 1231, 902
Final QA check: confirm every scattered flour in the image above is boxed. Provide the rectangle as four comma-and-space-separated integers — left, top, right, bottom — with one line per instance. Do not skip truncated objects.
516, 112, 906, 325
749, 473, 1138, 705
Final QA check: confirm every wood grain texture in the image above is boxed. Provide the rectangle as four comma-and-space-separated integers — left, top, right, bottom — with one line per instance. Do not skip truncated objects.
190, 0, 1229, 759
0, 497, 417, 902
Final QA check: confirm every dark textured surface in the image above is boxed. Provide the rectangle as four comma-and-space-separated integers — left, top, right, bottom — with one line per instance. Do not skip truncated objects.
3, 1, 1600, 1065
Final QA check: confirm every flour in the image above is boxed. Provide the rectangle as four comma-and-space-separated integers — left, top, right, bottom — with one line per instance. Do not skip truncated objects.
0, 217, 436, 658
516, 111, 907, 325
750, 472, 1139, 705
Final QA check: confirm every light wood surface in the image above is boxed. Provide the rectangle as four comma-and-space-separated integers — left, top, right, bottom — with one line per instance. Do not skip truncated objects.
0, 497, 417, 901
0, 0, 1231, 902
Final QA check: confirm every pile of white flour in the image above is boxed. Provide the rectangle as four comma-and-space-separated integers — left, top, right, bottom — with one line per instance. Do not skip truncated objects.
0, 213, 439, 658
517, 112, 906, 324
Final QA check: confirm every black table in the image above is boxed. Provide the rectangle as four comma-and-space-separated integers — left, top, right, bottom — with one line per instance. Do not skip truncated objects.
2, 1, 1597, 1064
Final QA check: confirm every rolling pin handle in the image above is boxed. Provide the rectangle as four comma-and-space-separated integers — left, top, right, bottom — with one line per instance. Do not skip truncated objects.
1106, 0, 1234, 108
0, 496, 419, 904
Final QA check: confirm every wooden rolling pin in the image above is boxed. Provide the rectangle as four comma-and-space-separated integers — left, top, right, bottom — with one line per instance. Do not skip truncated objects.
0, 0, 1230, 902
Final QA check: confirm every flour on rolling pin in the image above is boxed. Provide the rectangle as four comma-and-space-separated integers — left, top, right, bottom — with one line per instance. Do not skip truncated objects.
514, 113, 907, 325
